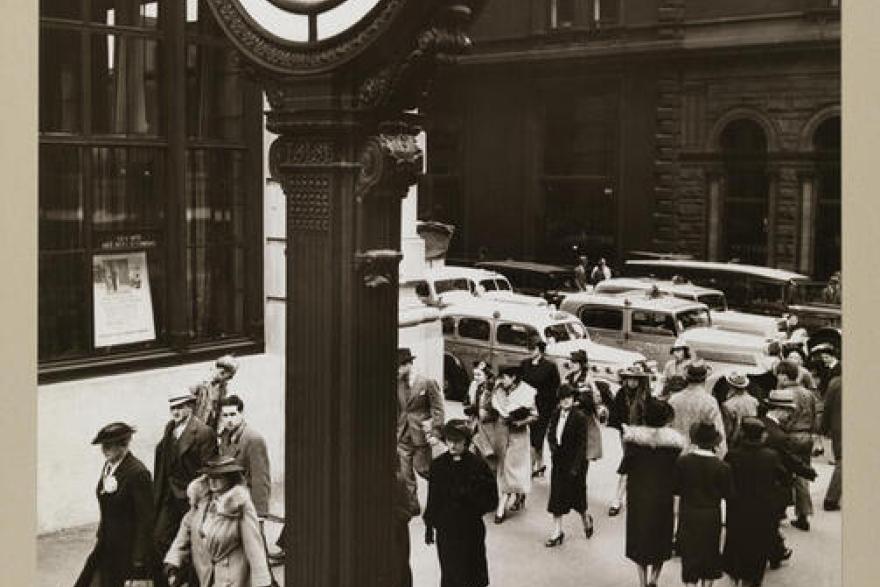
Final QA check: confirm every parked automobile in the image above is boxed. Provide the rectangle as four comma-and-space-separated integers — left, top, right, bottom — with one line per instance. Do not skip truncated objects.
623, 259, 841, 332
559, 290, 776, 374
405, 266, 549, 308
474, 260, 582, 307
440, 299, 655, 400
593, 277, 787, 340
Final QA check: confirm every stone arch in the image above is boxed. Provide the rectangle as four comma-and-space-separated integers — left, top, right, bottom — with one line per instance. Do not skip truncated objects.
706, 107, 781, 154
798, 104, 841, 153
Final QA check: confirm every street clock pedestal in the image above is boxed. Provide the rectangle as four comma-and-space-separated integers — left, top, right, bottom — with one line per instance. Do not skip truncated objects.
205, 1, 486, 585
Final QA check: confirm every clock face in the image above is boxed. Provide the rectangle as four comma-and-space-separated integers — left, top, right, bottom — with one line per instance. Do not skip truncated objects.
237, 0, 384, 42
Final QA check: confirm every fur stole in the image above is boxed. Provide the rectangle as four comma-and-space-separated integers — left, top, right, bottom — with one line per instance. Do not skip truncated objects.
186, 475, 249, 518
622, 425, 685, 450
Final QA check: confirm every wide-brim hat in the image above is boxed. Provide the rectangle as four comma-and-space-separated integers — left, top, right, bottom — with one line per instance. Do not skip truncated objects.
442, 419, 472, 443
215, 354, 239, 375
91, 422, 136, 445
725, 371, 750, 389
686, 359, 710, 382
809, 342, 837, 357
557, 384, 578, 400
498, 365, 521, 378
740, 417, 766, 441
570, 350, 588, 364
645, 398, 674, 427
199, 456, 245, 476
168, 390, 196, 408
398, 347, 415, 365
690, 421, 722, 448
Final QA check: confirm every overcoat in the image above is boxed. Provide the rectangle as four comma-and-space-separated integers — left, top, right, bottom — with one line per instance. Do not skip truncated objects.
619, 425, 684, 566
75, 452, 157, 587
220, 422, 272, 517
397, 374, 445, 448
164, 477, 272, 587
423, 451, 498, 587
723, 440, 788, 585
520, 356, 561, 451
546, 407, 589, 515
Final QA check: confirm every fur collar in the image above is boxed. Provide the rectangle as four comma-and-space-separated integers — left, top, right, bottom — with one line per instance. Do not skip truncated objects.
186, 475, 249, 517
622, 425, 685, 449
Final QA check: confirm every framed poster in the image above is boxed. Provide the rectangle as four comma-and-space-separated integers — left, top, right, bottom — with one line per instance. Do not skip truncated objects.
92, 252, 156, 347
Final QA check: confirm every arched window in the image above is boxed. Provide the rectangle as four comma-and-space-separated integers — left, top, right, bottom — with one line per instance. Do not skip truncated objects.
812, 117, 841, 280
720, 119, 769, 265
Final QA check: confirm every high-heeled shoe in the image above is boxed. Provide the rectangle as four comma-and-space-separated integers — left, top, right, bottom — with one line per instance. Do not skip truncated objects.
582, 513, 594, 539
608, 503, 621, 517
511, 494, 526, 511
493, 512, 505, 524
544, 532, 565, 547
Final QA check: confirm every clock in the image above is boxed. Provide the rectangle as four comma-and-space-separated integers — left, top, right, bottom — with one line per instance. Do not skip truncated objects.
209, 0, 405, 75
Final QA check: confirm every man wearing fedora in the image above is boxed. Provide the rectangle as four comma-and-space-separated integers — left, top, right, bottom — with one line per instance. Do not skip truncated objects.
75, 422, 158, 587
722, 371, 759, 447
397, 347, 445, 512
153, 390, 218, 567
520, 338, 561, 478
668, 360, 728, 458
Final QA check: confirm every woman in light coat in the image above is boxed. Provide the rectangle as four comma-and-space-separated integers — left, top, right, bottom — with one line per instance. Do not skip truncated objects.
164, 456, 272, 587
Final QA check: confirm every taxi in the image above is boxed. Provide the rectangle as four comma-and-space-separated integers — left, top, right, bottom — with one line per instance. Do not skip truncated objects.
593, 277, 786, 340
559, 289, 775, 373
406, 265, 549, 308
440, 298, 655, 400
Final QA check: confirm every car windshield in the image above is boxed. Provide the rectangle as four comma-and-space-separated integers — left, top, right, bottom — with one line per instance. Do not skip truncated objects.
497, 279, 512, 291
435, 278, 471, 294
544, 321, 589, 343
676, 308, 712, 332
790, 280, 839, 306
698, 293, 727, 311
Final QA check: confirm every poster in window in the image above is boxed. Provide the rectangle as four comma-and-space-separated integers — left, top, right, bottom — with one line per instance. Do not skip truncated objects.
92, 251, 156, 347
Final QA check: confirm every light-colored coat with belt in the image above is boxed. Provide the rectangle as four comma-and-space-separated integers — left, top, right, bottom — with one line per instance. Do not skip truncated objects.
165, 476, 271, 587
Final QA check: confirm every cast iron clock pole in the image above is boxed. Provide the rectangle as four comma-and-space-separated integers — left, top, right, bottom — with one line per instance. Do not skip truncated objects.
204, 1, 487, 585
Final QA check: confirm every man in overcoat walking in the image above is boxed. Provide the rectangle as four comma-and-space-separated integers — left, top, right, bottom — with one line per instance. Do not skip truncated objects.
153, 390, 217, 565
397, 347, 445, 512
520, 339, 561, 478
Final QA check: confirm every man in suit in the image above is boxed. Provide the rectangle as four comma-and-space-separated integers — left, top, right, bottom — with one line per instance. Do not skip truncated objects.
520, 339, 560, 478
397, 347, 445, 513
75, 422, 157, 587
153, 390, 217, 565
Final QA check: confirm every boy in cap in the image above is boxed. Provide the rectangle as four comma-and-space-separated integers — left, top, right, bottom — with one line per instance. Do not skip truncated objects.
397, 347, 445, 512
153, 390, 217, 564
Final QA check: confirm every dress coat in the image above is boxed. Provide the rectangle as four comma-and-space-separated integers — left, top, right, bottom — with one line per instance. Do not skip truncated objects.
75, 452, 157, 587
423, 451, 499, 587
220, 422, 272, 517
567, 369, 613, 460
722, 440, 788, 585
674, 452, 733, 584
546, 407, 589, 515
618, 425, 685, 566
397, 373, 445, 448
164, 476, 272, 587
520, 356, 561, 451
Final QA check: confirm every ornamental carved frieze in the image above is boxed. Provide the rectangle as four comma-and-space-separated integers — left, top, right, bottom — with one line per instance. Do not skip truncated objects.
269, 137, 336, 180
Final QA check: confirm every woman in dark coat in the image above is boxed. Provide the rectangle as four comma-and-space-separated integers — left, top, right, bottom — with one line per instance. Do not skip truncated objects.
75, 422, 158, 587
620, 398, 685, 587
608, 367, 652, 516
424, 419, 500, 587
544, 384, 593, 547
723, 418, 789, 587
674, 422, 733, 587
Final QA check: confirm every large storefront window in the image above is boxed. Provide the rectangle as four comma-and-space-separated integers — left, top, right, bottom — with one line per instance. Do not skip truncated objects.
39, 0, 263, 379
721, 119, 769, 265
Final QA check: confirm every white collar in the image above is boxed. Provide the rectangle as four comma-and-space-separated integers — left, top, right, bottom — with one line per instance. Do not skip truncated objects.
691, 448, 716, 457
104, 452, 127, 476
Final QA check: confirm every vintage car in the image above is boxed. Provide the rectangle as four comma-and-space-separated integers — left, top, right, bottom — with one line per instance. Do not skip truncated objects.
406, 266, 548, 308
559, 290, 776, 374
593, 277, 787, 340
473, 260, 582, 307
440, 299, 655, 400
623, 259, 841, 332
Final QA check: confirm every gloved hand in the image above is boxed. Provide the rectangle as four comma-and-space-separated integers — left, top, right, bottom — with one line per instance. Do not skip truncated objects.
424, 526, 435, 545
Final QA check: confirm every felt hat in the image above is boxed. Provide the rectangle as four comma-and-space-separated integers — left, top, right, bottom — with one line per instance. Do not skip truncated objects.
398, 348, 416, 365
690, 421, 722, 448
725, 371, 750, 390
442, 419, 472, 443
740, 417, 766, 442
809, 342, 837, 357
686, 359, 710, 383
498, 364, 521, 378
556, 384, 578, 400
644, 398, 674, 428
91, 422, 136, 445
663, 375, 688, 394
168, 390, 196, 408
570, 350, 589, 364
670, 338, 690, 354
199, 455, 245, 476
215, 354, 239, 375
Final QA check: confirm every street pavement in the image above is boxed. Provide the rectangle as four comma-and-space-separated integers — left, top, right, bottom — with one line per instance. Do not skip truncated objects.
38, 399, 841, 587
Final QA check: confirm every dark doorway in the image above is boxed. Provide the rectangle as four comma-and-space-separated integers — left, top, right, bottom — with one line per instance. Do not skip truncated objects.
813, 116, 841, 280
541, 89, 618, 264
721, 119, 769, 265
